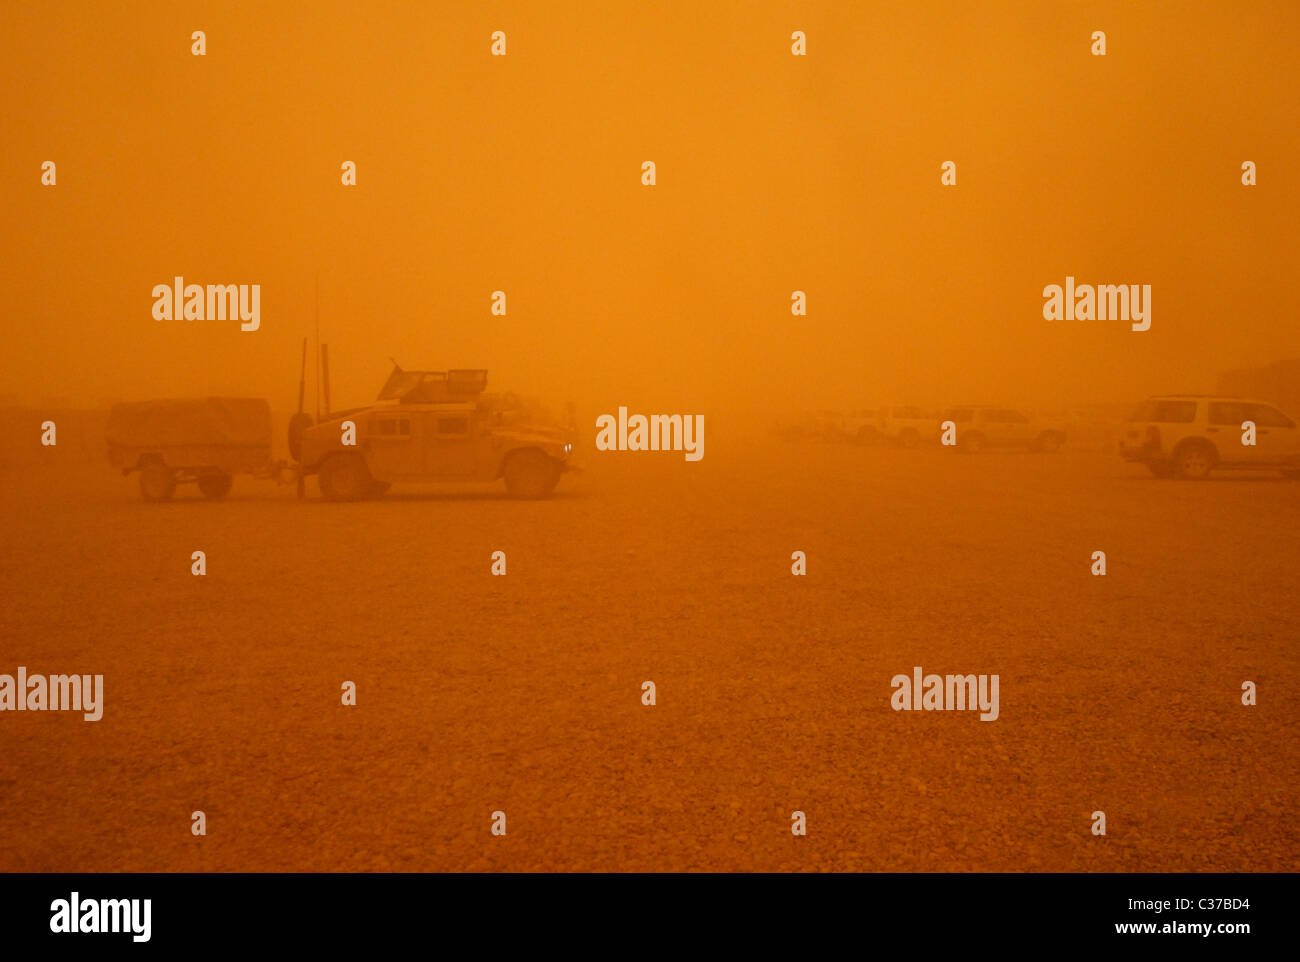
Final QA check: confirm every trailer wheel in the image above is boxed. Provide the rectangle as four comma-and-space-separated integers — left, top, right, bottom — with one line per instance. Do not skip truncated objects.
197, 469, 233, 500
139, 462, 175, 502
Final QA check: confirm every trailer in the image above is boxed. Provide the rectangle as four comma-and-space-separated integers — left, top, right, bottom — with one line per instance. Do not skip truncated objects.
106, 397, 288, 501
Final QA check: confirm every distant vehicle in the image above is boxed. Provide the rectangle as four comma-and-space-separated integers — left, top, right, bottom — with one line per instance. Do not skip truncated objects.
775, 410, 849, 442
293, 366, 574, 500
808, 409, 849, 441
942, 406, 1068, 453
1119, 395, 1300, 479
107, 397, 284, 501
1035, 403, 1128, 452
843, 408, 882, 443
874, 405, 943, 447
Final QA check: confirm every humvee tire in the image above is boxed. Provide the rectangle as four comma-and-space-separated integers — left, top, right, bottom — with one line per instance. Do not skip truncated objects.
319, 453, 372, 501
503, 449, 559, 498
139, 461, 176, 502
197, 469, 233, 500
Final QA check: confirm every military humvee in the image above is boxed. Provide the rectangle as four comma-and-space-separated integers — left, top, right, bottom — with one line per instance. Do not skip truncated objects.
292, 367, 574, 500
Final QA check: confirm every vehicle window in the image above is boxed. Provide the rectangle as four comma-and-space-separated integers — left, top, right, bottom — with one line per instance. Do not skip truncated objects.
437, 416, 469, 436
1243, 403, 1295, 428
1129, 400, 1196, 423
370, 417, 411, 437
944, 408, 973, 422
1208, 402, 1247, 426
988, 409, 1028, 423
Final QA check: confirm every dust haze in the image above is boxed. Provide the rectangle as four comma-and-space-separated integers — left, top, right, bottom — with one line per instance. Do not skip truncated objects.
2, 2, 1298, 872
3, 2, 1300, 421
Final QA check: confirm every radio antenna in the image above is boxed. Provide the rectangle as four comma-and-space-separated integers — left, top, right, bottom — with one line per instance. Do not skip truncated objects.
314, 272, 321, 420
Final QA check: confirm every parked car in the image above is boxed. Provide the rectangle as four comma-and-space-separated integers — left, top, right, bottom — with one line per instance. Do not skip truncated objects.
1119, 395, 1300, 479
875, 405, 944, 447
843, 408, 884, 444
942, 406, 1067, 453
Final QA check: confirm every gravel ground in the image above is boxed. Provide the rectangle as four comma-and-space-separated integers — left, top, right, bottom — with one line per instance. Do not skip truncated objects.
1, 438, 1295, 871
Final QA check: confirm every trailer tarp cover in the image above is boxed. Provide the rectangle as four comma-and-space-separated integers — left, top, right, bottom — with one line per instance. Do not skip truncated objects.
106, 398, 272, 448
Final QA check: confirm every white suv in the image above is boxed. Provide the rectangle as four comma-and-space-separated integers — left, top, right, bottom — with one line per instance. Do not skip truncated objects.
877, 405, 943, 447
1120, 395, 1300, 479
942, 406, 1068, 452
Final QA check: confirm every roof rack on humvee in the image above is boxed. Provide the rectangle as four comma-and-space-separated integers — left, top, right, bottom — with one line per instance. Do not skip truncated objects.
377, 365, 488, 403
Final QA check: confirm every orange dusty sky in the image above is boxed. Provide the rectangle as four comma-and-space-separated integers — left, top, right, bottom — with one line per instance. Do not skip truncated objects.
2, 0, 1298, 415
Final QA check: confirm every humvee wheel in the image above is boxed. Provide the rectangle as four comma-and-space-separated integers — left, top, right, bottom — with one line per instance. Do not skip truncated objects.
197, 469, 233, 500
139, 461, 175, 502
503, 450, 559, 499
319, 453, 372, 501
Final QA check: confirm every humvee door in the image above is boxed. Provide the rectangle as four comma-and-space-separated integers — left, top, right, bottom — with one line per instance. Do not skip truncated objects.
365, 412, 422, 478
429, 408, 478, 478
